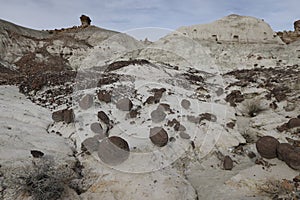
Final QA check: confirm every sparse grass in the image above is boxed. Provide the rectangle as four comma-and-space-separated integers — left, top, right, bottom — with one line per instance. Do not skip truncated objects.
13, 158, 77, 200
257, 179, 282, 195
242, 98, 267, 117
257, 179, 298, 199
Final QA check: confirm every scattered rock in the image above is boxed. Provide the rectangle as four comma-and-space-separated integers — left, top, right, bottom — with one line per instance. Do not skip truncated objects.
247, 151, 256, 159
167, 118, 178, 126
151, 88, 166, 103
52, 110, 64, 122
184, 73, 204, 84
181, 99, 191, 109
269, 101, 278, 109
116, 98, 133, 111
105, 59, 150, 72
277, 123, 288, 132
151, 109, 166, 123
144, 96, 155, 105
63, 109, 75, 123
226, 122, 235, 129
158, 103, 172, 113
90, 122, 106, 139
149, 127, 169, 147
223, 155, 234, 170
97, 90, 111, 103
277, 143, 294, 161
98, 111, 110, 124
287, 118, 300, 129
79, 94, 93, 110
187, 115, 200, 124
215, 88, 224, 96
271, 86, 289, 102
256, 136, 280, 159
81, 137, 100, 154
129, 109, 140, 118
274, 93, 286, 102
284, 102, 296, 112
293, 175, 300, 182
278, 118, 300, 132
179, 132, 191, 139
30, 150, 44, 158
199, 113, 217, 122
98, 136, 130, 166
174, 123, 186, 132
255, 158, 275, 168
225, 90, 244, 107
284, 151, 300, 170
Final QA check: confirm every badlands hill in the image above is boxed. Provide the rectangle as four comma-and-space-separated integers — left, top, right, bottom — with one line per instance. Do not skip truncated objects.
0, 15, 300, 200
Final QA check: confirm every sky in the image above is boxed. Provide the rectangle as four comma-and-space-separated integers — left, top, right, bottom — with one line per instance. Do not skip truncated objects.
0, 0, 299, 41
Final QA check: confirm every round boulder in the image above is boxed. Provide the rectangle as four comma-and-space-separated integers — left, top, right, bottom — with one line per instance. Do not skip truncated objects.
151, 109, 166, 123
79, 94, 93, 110
98, 136, 130, 166
97, 90, 111, 103
256, 136, 279, 159
81, 137, 100, 154
116, 98, 133, 111
287, 118, 300, 129
181, 99, 191, 109
149, 127, 169, 147
52, 110, 64, 122
284, 151, 300, 170
179, 132, 190, 139
277, 143, 294, 161
63, 109, 75, 124
90, 123, 107, 139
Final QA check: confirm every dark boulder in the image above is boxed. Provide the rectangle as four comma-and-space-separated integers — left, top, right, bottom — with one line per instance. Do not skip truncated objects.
256, 136, 279, 159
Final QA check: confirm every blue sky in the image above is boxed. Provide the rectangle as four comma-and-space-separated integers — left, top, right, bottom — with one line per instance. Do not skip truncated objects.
0, 0, 299, 41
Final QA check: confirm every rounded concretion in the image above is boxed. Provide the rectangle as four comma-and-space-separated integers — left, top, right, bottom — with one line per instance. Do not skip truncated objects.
90, 122, 107, 139
79, 94, 93, 110
277, 143, 294, 161
52, 110, 64, 122
81, 137, 100, 154
181, 99, 191, 109
256, 136, 279, 159
97, 90, 111, 103
149, 127, 169, 147
287, 118, 300, 129
98, 136, 130, 166
284, 151, 300, 170
151, 109, 166, 123
116, 98, 133, 111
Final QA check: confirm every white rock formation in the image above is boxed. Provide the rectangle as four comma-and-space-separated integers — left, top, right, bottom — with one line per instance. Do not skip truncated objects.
177, 14, 284, 44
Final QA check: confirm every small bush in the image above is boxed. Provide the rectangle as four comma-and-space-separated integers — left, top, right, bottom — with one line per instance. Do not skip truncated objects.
242, 99, 267, 117
15, 158, 76, 200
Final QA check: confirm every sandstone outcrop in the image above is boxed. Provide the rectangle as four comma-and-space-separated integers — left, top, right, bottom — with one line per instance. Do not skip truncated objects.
277, 20, 300, 44
80, 15, 91, 26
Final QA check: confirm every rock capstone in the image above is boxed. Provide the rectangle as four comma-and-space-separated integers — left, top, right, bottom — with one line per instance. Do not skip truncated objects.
80, 15, 91, 26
